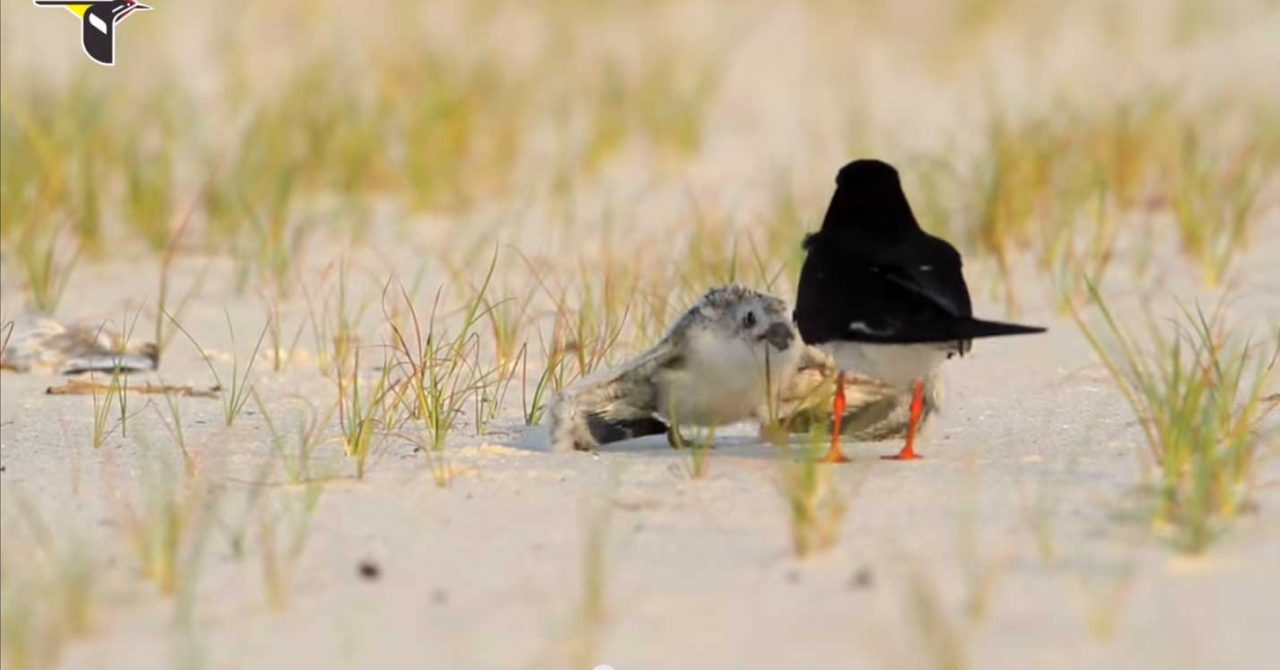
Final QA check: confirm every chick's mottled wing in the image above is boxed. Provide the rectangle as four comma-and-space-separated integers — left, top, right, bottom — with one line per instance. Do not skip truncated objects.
549, 341, 682, 452
1, 317, 68, 373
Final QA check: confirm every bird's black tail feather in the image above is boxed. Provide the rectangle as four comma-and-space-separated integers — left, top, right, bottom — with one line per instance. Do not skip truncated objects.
955, 318, 1046, 340
585, 413, 669, 446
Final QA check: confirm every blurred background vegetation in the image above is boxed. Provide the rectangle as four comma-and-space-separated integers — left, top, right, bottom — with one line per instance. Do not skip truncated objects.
1, 0, 1277, 318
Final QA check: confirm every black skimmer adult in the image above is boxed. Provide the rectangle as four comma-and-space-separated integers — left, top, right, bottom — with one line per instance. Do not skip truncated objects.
793, 159, 1045, 462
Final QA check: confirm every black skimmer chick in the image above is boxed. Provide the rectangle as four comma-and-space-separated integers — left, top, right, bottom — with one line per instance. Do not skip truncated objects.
550, 285, 801, 452
0, 314, 158, 375
793, 159, 1045, 462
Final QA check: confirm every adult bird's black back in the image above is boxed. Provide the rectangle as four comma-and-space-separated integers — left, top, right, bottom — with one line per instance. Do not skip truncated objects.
794, 159, 1045, 350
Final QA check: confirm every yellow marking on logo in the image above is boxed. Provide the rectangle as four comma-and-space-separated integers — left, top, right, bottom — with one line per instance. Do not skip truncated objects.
64, 4, 92, 18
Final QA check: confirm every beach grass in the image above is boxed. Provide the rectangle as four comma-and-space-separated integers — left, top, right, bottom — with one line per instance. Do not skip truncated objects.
112, 443, 219, 596
779, 430, 849, 558
0, 495, 98, 670
255, 393, 335, 485
167, 311, 268, 427
1072, 286, 1279, 552
335, 348, 394, 480
257, 484, 322, 611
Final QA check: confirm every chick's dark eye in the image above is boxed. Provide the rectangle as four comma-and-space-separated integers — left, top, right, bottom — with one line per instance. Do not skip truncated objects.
742, 311, 756, 329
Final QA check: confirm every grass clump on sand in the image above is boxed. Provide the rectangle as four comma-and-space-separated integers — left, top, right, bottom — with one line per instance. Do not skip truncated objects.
559, 492, 614, 670
667, 416, 714, 481
10, 226, 81, 313
255, 394, 335, 485
89, 366, 126, 449
0, 496, 98, 670
1073, 287, 1279, 553
386, 258, 496, 453
897, 564, 972, 670
113, 447, 221, 596
167, 311, 268, 427
257, 484, 323, 611
779, 430, 849, 558
335, 348, 396, 480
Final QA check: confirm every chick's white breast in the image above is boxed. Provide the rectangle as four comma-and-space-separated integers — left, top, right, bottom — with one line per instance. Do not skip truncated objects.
655, 328, 780, 426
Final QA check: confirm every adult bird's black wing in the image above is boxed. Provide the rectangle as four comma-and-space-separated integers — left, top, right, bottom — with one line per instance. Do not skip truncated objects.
794, 158, 1045, 346
795, 227, 1044, 345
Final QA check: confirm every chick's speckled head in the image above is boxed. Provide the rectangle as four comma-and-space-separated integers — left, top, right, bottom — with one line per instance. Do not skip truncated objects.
674, 285, 797, 352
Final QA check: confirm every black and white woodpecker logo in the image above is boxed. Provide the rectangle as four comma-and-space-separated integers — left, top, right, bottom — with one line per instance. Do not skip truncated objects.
33, 1, 152, 66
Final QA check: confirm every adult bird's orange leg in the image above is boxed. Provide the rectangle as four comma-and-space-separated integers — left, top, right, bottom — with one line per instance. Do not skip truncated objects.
883, 379, 925, 461
823, 372, 850, 463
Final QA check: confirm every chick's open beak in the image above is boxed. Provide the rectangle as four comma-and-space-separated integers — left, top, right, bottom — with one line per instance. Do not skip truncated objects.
762, 322, 795, 351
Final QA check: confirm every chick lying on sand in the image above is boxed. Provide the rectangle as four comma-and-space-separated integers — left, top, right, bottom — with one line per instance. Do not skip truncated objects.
550, 285, 801, 452
1, 314, 158, 375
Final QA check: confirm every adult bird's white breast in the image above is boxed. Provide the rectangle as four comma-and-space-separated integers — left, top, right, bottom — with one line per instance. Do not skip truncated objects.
826, 341, 950, 389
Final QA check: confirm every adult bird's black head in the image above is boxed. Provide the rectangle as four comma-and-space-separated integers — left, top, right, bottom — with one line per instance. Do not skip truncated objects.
819, 159, 920, 242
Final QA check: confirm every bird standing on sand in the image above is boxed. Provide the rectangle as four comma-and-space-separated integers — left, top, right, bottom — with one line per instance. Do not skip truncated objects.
550, 285, 801, 452
793, 159, 1046, 462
